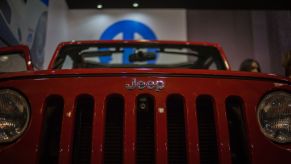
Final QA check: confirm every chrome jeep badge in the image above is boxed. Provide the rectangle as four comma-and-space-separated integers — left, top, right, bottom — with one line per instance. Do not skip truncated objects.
125, 78, 165, 91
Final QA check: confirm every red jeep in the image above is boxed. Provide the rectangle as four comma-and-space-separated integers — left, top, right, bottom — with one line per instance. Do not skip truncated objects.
0, 40, 291, 164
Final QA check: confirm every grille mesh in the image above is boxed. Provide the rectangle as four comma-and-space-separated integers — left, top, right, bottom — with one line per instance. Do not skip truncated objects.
196, 96, 219, 164
226, 96, 250, 164
39, 96, 64, 164
103, 95, 124, 164
72, 95, 94, 164
136, 94, 155, 164
167, 94, 187, 164
40, 92, 248, 164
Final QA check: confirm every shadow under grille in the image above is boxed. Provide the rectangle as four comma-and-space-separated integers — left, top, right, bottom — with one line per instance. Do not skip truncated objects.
39, 96, 64, 164
196, 96, 219, 164
167, 94, 187, 164
226, 96, 250, 164
72, 95, 94, 164
136, 94, 155, 164
104, 94, 124, 164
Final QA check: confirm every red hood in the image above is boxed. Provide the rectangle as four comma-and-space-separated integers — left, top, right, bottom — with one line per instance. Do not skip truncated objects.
1, 67, 291, 164
0, 68, 289, 83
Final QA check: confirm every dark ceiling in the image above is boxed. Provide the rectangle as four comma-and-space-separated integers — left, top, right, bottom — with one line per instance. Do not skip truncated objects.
65, 0, 291, 10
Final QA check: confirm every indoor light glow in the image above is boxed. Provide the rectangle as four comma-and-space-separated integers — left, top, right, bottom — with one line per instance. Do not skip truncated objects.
132, 2, 139, 8
97, 4, 103, 9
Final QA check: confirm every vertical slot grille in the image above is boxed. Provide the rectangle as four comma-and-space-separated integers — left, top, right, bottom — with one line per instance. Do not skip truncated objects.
167, 94, 187, 164
72, 95, 94, 164
39, 96, 64, 164
136, 94, 155, 164
196, 96, 219, 164
226, 96, 250, 164
104, 94, 124, 164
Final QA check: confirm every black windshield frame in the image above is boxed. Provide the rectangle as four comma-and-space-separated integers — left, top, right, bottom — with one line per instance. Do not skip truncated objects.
53, 43, 227, 70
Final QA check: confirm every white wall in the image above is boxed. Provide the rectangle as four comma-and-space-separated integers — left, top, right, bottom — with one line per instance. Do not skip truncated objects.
45, 0, 275, 73
186, 10, 255, 71
265, 11, 291, 75
44, 0, 69, 68
0, 0, 48, 69
45, 0, 187, 68
251, 11, 271, 73
66, 9, 186, 41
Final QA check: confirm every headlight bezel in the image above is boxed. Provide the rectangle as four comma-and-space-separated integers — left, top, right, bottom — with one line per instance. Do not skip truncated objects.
0, 88, 31, 144
257, 90, 291, 144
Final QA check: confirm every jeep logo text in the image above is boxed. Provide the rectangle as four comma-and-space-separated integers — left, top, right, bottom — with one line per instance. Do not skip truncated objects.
125, 78, 165, 91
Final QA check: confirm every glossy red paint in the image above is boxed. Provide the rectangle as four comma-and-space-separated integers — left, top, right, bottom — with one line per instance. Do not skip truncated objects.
0, 45, 34, 71
0, 70, 291, 163
0, 41, 291, 164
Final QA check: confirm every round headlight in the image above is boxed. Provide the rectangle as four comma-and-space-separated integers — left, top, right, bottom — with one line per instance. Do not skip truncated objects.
257, 91, 291, 143
0, 89, 30, 143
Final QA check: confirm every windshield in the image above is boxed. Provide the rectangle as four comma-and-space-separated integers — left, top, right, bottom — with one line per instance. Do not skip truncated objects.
0, 52, 27, 73
53, 43, 226, 70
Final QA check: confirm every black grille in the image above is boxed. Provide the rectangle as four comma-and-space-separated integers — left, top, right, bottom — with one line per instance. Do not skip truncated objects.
167, 94, 187, 164
136, 94, 155, 164
72, 95, 94, 164
226, 96, 250, 164
104, 94, 124, 164
196, 95, 219, 164
39, 96, 64, 164
36, 92, 247, 164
